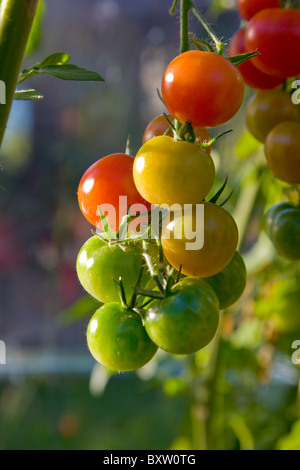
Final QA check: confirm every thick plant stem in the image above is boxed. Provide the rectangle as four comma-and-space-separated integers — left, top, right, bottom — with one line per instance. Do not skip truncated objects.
0, 0, 38, 148
180, 0, 191, 54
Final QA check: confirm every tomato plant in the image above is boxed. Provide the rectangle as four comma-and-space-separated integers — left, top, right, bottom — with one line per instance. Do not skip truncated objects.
245, 8, 300, 79
237, 0, 281, 21
264, 121, 300, 184
133, 135, 215, 207
161, 202, 239, 278
144, 277, 220, 355
161, 50, 245, 128
76, 235, 150, 304
87, 302, 158, 371
228, 28, 283, 90
245, 89, 300, 143
78, 153, 151, 233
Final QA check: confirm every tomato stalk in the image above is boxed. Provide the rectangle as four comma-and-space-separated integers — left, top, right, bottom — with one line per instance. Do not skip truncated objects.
0, 0, 38, 148
189, 1, 225, 54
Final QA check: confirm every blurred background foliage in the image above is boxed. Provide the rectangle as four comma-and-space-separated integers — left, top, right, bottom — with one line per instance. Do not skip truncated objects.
0, 0, 299, 450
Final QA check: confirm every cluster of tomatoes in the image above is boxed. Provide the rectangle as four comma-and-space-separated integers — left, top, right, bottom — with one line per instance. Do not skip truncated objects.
74, 41, 250, 372
229, 0, 300, 261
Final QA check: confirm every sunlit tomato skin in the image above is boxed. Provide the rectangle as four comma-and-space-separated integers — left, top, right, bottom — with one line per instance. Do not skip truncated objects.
203, 251, 247, 310
133, 136, 215, 207
87, 303, 158, 372
245, 89, 300, 143
144, 277, 220, 355
142, 114, 212, 153
161, 51, 245, 128
228, 28, 283, 90
161, 202, 239, 278
264, 204, 300, 260
76, 236, 150, 304
264, 122, 300, 185
238, 0, 281, 21
78, 153, 151, 233
245, 8, 300, 79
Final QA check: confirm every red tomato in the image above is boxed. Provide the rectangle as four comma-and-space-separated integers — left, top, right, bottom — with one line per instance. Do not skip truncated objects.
245, 8, 300, 79
238, 0, 281, 21
161, 50, 245, 128
78, 153, 151, 233
228, 28, 283, 90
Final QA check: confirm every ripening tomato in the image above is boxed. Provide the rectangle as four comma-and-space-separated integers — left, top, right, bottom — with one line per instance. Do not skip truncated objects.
133, 136, 215, 207
161, 50, 245, 128
264, 122, 300, 184
245, 89, 300, 143
228, 28, 283, 90
87, 303, 158, 371
78, 153, 151, 233
237, 0, 281, 21
142, 114, 212, 152
245, 8, 300, 79
144, 277, 220, 355
161, 202, 239, 278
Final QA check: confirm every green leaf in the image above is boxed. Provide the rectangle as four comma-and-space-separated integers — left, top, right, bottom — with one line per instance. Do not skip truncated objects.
37, 64, 104, 81
18, 54, 104, 84
57, 295, 102, 326
36, 52, 71, 67
227, 51, 260, 67
14, 89, 44, 101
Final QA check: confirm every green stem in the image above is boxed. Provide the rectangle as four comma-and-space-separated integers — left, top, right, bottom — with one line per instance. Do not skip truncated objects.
189, 0, 224, 54
0, 0, 38, 148
180, 0, 191, 54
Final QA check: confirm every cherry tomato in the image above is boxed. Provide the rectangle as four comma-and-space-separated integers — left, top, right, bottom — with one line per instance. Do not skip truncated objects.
133, 135, 215, 207
263, 202, 295, 238
203, 251, 247, 310
78, 153, 151, 233
144, 277, 220, 355
228, 28, 283, 90
87, 303, 158, 371
142, 114, 212, 152
264, 203, 300, 260
245, 89, 300, 143
238, 0, 281, 21
264, 122, 300, 184
161, 50, 245, 128
245, 8, 300, 79
76, 236, 150, 304
161, 202, 239, 278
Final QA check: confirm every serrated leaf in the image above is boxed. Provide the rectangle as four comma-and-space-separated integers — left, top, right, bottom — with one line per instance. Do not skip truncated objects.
227, 51, 260, 67
14, 89, 44, 101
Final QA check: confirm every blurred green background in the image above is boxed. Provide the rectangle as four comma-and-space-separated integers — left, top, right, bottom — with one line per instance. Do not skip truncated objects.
0, 0, 299, 450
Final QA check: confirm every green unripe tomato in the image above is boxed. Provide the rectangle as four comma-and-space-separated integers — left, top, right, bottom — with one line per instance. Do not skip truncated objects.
76, 236, 150, 304
144, 277, 220, 355
87, 303, 158, 372
203, 251, 247, 310
263, 203, 300, 260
